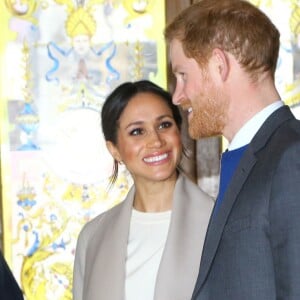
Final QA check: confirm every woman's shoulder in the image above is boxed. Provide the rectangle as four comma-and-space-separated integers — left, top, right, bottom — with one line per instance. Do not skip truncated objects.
174, 173, 214, 221
78, 188, 134, 240
179, 173, 213, 198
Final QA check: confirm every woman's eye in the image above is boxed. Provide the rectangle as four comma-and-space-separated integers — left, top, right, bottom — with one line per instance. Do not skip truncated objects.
130, 128, 143, 136
159, 121, 173, 129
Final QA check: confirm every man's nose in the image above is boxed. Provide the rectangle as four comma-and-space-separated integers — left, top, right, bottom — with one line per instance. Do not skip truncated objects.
172, 85, 184, 105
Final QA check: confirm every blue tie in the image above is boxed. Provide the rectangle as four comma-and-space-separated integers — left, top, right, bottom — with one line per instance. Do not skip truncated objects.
213, 145, 248, 215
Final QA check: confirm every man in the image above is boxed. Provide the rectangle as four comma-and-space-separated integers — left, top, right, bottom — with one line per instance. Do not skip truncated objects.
165, 0, 300, 299
0, 250, 24, 299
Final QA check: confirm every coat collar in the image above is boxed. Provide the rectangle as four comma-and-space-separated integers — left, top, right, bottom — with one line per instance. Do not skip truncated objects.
84, 187, 134, 300
154, 174, 213, 300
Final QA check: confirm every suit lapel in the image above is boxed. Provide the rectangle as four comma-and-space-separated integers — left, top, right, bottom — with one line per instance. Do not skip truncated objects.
193, 105, 296, 296
193, 149, 257, 293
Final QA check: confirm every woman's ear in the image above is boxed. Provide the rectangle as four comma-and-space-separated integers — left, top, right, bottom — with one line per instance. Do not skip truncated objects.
106, 141, 122, 163
211, 48, 229, 81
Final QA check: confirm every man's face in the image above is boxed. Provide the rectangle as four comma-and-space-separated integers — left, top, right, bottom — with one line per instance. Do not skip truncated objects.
169, 39, 228, 139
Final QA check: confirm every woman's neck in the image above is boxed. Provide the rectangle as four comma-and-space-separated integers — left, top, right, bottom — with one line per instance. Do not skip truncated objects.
133, 174, 178, 212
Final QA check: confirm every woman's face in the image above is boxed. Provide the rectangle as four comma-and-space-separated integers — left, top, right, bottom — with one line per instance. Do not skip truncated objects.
107, 92, 182, 184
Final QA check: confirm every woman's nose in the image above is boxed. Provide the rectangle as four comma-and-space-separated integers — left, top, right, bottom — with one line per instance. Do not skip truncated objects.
147, 130, 163, 148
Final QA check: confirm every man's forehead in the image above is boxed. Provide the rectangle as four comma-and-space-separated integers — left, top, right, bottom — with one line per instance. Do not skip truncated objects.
169, 40, 183, 62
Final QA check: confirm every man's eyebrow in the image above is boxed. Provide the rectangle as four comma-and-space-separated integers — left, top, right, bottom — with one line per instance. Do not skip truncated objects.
172, 65, 178, 73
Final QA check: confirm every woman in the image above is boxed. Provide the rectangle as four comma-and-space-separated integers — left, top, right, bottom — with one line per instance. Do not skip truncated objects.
73, 80, 213, 300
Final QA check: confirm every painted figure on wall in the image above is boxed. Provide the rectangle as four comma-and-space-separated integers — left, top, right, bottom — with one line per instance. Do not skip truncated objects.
5, 0, 39, 43
46, 0, 119, 108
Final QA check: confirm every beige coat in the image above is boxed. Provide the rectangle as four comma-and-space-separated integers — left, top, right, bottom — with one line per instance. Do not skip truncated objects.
73, 174, 213, 300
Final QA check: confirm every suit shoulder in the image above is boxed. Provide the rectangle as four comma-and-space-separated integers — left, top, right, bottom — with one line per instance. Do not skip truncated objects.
269, 119, 300, 153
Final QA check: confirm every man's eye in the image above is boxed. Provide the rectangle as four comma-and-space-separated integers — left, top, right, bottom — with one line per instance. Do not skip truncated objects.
177, 72, 186, 80
130, 128, 143, 136
159, 121, 173, 129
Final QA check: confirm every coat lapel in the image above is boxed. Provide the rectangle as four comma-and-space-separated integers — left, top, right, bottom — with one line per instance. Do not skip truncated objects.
85, 187, 135, 300
193, 105, 296, 296
154, 175, 213, 300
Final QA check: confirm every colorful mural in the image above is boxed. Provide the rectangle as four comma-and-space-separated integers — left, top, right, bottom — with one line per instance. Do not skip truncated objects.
0, 0, 166, 299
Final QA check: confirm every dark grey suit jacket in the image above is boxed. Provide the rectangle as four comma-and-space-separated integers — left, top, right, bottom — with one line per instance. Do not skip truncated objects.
0, 251, 24, 300
192, 105, 300, 300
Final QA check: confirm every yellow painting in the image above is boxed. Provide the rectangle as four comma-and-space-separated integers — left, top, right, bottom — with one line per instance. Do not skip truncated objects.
0, 1, 166, 299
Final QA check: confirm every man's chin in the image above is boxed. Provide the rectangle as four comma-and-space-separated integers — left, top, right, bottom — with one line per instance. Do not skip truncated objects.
188, 126, 203, 140
188, 117, 206, 139
188, 124, 219, 139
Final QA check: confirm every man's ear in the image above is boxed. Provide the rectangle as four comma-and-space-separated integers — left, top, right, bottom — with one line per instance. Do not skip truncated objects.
211, 48, 229, 81
106, 141, 121, 162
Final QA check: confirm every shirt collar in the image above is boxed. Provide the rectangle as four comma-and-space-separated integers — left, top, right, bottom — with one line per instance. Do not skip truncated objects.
228, 100, 284, 151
